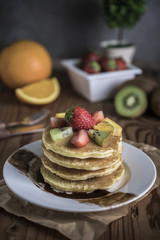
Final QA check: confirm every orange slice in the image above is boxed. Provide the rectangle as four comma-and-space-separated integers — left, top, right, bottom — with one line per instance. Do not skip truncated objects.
15, 78, 60, 105
94, 117, 122, 136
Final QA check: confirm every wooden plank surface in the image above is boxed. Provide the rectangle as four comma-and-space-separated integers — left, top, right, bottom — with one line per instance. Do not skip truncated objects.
0, 67, 160, 240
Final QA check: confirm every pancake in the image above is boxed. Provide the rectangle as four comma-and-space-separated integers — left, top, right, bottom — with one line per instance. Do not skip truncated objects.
42, 143, 122, 170
40, 164, 125, 192
41, 154, 123, 180
42, 125, 122, 159
41, 116, 124, 193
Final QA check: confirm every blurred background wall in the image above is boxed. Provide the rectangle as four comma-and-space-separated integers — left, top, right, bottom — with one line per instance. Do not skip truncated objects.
0, 0, 159, 62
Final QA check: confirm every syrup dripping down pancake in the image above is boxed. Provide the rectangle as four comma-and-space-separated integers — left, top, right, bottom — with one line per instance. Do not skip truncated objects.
40, 164, 125, 192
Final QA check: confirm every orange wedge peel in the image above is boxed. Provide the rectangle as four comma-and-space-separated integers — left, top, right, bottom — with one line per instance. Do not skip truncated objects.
93, 117, 122, 136
15, 77, 60, 105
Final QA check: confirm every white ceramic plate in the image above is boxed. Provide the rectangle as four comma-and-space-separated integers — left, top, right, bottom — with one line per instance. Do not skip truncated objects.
3, 140, 156, 212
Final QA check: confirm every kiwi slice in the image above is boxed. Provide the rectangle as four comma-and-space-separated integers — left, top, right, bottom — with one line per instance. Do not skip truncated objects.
114, 85, 148, 118
50, 127, 73, 142
88, 129, 111, 147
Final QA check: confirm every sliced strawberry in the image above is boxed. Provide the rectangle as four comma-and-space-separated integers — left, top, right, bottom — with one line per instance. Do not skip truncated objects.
50, 117, 65, 128
70, 129, 89, 148
65, 106, 96, 130
92, 111, 105, 124
83, 61, 101, 74
101, 57, 117, 72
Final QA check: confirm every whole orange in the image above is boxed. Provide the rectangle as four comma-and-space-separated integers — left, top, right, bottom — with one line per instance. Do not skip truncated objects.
0, 40, 53, 88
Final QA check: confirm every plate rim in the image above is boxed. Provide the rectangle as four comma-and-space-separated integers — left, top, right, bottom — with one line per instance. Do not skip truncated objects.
3, 140, 157, 213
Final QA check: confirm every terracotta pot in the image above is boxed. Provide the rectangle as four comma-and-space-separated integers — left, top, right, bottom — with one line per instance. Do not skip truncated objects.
100, 40, 136, 64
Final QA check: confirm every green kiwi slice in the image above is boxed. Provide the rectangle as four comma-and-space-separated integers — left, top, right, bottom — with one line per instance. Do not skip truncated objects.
88, 129, 111, 146
50, 127, 73, 142
114, 85, 148, 118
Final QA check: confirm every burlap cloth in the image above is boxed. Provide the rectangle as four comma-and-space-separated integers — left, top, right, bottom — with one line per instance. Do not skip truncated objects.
0, 140, 160, 240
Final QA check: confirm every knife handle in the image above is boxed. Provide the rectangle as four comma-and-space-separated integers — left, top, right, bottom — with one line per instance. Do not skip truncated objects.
0, 123, 6, 129
0, 129, 11, 139
0, 122, 22, 129
0, 128, 11, 139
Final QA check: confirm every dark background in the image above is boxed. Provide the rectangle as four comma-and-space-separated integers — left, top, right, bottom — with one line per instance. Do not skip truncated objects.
0, 0, 159, 62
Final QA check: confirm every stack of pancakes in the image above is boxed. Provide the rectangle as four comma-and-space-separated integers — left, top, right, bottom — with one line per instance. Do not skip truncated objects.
41, 125, 124, 193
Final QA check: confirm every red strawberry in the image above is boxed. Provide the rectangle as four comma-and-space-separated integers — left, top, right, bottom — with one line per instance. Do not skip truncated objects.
92, 111, 104, 124
50, 117, 65, 128
65, 106, 96, 130
70, 129, 89, 148
101, 57, 117, 72
83, 61, 101, 74
83, 51, 101, 64
115, 58, 127, 70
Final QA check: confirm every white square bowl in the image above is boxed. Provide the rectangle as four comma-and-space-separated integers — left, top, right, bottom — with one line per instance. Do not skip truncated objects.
61, 59, 142, 102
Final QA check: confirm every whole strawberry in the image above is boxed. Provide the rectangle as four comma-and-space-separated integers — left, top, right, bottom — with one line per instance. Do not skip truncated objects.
101, 57, 117, 72
82, 51, 101, 64
83, 61, 101, 74
65, 106, 96, 130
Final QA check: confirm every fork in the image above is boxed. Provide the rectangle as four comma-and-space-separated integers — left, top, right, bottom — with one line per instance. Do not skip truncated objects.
0, 109, 50, 129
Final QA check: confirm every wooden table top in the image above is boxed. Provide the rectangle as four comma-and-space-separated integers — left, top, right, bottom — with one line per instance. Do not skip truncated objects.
0, 66, 160, 240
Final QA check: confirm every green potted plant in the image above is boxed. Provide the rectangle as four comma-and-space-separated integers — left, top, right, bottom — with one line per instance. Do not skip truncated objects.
100, 0, 146, 63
